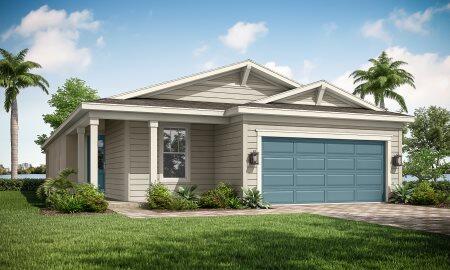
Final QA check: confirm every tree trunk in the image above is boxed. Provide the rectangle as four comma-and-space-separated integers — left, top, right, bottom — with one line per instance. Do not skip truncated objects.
380, 97, 385, 110
10, 99, 18, 179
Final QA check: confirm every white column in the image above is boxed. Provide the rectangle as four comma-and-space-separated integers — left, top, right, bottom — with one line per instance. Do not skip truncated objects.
89, 118, 99, 187
148, 121, 158, 184
77, 127, 85, 183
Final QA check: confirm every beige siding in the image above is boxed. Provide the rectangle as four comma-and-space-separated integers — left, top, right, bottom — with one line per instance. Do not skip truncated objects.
46, 135, 66, 178
105, 120, 127, 200
127, 121, 150, 201
214, 119, 243, 188
189, 124, 215, 192
244, 119, 403, 189
65, 135, 77, 182
146, 71, 286, 104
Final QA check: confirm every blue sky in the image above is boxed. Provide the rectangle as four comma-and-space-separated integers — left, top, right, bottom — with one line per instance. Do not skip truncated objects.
0, 0, 449, 167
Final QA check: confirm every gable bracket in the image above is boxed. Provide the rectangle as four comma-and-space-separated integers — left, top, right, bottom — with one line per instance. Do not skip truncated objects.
240, 64, 252, 86
315, 85, 326, 105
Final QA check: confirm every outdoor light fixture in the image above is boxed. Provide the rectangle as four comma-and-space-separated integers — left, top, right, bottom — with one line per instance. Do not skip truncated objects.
249, 151, 259, 165
392, 154, 403, 167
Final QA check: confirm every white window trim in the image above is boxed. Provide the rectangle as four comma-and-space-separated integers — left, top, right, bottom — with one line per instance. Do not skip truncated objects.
255, 129, 393, 202
158, 123, 191, 183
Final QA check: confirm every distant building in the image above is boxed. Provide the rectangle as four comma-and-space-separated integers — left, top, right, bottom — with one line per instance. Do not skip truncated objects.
19, 163, 32, 170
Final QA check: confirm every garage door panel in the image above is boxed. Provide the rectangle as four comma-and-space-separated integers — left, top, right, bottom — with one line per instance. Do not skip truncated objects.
263, 174, 294, 186
296, 174, 325, 186
356, 174, 383, 186
356, 158, 382, 170
327, 174, 355, 186
263, 190, 294, 204
356, 144, 383, 155
356, 190, 382, 201
296, 142, 325, 154
262, 137, 384, 204
263, 141, 293, 153
296, 190, 325, 203
263, 157, 293, 170
327, 143, 355, 154
327, 190, 355, 202
296, 158, 325, 170
327, 158, 355, 170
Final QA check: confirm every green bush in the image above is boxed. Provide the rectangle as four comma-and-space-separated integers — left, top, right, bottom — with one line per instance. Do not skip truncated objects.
389, 184, 412, 204
430, 180, 450, 193
48, 191, 85, 213
147, 183, 173, 209
0, 179, 45, 191
410, 181, 437, 205
176, 185, 200, 202
75, 184, 108, 212
147, 183, 199, 210
199, 182, 239, 208
241, 187, 270, 209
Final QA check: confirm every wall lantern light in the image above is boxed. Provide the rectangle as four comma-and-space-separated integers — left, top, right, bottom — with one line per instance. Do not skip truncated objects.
249, 151, 259, 165
392, 154, 403, 167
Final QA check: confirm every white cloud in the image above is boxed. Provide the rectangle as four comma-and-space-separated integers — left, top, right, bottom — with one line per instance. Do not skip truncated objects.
333, 47, 450, 113
96, 36, 105, 48
219, 22, 268, 53
202, 60, 216, 70
193, 44, 208, 57
298, 60, 316, 83
265, 61, 293, 78
390, 8, 433, 34
361, 19, 391, 42
2, 5, 99, 72
323, 22, 338, 35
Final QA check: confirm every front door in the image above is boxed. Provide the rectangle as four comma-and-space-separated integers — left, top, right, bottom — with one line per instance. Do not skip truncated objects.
87, 135, 106, 192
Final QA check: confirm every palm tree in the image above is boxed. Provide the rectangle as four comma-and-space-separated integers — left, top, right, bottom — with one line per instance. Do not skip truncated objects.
0, 48, 49, 179
350, 51, 415, 112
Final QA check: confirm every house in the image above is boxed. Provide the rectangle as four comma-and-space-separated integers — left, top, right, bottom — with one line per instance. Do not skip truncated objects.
42, 60, 413, 203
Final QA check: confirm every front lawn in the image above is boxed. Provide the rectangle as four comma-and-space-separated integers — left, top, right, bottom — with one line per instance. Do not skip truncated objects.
1, 191, 449, 269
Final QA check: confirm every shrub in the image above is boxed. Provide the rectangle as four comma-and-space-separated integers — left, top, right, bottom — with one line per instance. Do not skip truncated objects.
199, 182, 238, 208
147, 183, 173, 209
176, 185, 199, 202
430, 180, 450, 193
389, 184, 412, 204
48, 191, 85, 213
0, 179, 45, 191
75, 184, 108, 212
241, 187, 270, 209
170, 197, 199, 210
410, 181, 437, 205
227, 197, 243, 209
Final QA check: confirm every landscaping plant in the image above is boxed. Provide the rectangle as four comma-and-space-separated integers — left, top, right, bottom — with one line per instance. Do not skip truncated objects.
241, 187, 270, 209
389, 184, 412, 204
410, 181, 437, 205
147, 183, 198, 210
199, 182, 240, 208
176, 185, 200, 202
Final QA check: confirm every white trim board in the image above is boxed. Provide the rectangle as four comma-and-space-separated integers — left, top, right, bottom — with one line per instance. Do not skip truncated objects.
255, 130, 392, 203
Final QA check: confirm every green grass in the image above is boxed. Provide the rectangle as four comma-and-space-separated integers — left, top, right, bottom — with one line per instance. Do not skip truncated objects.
1, 191, 449, 270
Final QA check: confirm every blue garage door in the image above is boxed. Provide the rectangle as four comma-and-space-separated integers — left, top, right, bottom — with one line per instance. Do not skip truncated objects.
262, 137, 385, 204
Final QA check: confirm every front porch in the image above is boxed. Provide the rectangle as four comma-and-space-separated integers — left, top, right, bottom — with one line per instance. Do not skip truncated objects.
54, 115, 245, 202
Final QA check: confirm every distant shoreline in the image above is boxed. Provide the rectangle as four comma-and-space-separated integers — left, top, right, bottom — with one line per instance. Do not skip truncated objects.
0, 174, 46, 179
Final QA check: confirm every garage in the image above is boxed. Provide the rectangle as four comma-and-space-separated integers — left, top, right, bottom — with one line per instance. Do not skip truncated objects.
262, 137, 385, 204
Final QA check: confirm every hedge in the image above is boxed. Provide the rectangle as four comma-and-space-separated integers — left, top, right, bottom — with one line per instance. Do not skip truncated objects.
0, 179, 45, 191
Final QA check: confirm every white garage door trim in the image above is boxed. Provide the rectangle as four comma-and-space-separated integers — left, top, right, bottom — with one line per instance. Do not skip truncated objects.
255, 129, 393, 203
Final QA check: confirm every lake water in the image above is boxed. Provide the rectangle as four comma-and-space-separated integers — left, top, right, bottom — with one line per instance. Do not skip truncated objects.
0, 174, 46, 179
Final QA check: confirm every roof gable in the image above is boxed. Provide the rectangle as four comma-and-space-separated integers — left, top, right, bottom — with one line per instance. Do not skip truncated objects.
110, 60, 301, 100
254, 80, 382, 111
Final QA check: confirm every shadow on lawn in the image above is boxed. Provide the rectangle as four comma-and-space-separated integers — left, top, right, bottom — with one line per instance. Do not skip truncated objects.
20, 191, 45, 208
76, 224, 450, 269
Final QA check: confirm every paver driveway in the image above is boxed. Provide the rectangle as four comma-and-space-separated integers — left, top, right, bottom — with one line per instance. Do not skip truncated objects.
109, 202, 450, 235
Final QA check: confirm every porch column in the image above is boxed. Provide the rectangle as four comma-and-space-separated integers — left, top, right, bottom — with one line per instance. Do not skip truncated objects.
89, 118, 99, 187
148, 121, 158, 184
76, 127, 85, 183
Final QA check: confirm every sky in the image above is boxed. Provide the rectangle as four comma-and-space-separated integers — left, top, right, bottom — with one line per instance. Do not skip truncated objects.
0, 0, 449, 167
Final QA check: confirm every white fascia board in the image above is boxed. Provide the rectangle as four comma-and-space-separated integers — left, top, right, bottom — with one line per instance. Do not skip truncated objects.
225, 106, 414, 123
82, 102, 225, 116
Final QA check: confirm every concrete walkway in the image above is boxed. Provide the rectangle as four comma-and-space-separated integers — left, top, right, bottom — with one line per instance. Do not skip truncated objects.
108, 201, 450, 235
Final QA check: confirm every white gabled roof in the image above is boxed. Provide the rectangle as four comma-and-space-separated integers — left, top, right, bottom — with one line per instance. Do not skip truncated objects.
110, 59, 302, 100
254, 80, 383, 111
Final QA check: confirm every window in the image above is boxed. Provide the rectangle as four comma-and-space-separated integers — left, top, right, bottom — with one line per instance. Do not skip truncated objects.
162, 128, 187, 179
